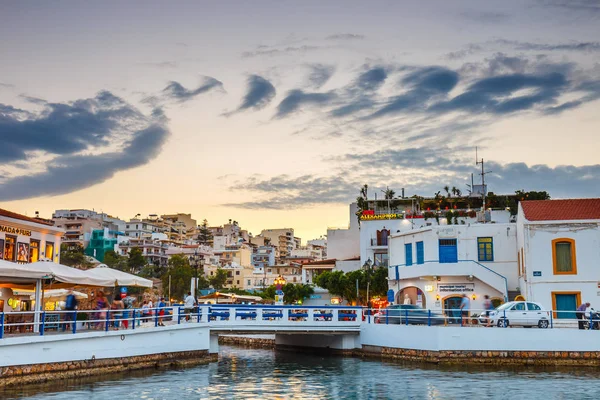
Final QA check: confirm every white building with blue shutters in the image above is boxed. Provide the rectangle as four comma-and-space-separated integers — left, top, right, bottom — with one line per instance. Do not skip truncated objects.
387, 215, 518, 316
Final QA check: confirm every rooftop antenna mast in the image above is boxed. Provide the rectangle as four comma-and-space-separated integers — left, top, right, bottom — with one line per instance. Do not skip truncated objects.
475, 147, 492, 216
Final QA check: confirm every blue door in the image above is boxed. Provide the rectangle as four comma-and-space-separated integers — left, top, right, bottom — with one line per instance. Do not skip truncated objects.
554, 294, 578, 319
416, 241, 424, 264
439, 239, 457, 263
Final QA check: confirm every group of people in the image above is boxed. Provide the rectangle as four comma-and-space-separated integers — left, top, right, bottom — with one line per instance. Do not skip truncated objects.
92, 291, 168, 329
457, 293, 495, 327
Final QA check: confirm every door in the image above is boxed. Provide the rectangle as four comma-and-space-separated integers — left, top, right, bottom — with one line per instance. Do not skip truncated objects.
443, 296, 462, 324
439, 239, 457, 263
509, 302, 527, 326
554, 294, 578, 319
527, 302, 544, 325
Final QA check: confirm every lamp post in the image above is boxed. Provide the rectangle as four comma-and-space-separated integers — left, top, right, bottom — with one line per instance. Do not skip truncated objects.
274, 275, 286, 305
363, 258, 373, 308
190, 250, 203, 299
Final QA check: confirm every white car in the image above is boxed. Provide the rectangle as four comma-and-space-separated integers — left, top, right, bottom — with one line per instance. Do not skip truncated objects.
488, 301, 550, 328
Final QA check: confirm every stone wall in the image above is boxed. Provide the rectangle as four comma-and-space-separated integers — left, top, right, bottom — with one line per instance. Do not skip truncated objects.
219, 336, 275, 349
359, 346, 600, 366
0, 350, 216, 387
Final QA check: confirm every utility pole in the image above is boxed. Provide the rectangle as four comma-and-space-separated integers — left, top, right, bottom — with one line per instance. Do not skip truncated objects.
476, 147, 492, 218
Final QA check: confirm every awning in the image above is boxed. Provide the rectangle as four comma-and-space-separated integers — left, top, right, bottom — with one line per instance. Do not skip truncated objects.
0, 259, 51, 280
84, 264, 153, 288
29, 261, 116, 287
12, 289, 88, 301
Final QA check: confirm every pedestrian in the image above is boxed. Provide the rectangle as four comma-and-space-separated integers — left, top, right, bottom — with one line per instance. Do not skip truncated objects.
63, 289, 78, 332
158, 297, 166, 326
460, 294, 470, 326
95, 291, 108, 330
122, 296, 133, 329
483, 295, 494, 327
111, 294, 124, 330
141, 300, 150, 322
184, 291, 195, 322
577, 301, 591, 330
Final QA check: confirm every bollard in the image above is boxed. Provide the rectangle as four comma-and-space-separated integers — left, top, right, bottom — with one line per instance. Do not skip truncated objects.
550, 311, 553, 329
590, 311, 594, 330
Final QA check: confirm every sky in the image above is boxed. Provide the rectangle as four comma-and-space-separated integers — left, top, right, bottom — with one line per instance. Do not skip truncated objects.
1, 0, 600, 241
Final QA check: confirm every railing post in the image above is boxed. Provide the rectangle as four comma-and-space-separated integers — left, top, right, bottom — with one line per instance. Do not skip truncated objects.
550, 311, 553, 329
197, 306, 201, 323
155, 308, 159, 327
0, 312, 4, 339
503, 309, 507, 328
132, 309, 136, 330
385, 309, 389, 325
72, 311, 77, 334
590, 310, 593, 330
105, 310, 110, 332
256, 307, 263, 321
405, 308, 409, 326
367, 308, 371, 324
428, 309, 431, 327
40, 311, 46, 336
308, 308, 315, 322
460, 309, 463, 327
178, 306, 182, 325
332, 308, 339, 322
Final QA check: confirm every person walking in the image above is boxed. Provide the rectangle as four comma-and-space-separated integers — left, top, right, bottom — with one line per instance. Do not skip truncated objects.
483, 295, 494, 327
158, 297, 166, 326
63, 289, 78, 332
111, 294, 124, 330
95, 291, 109, 330
460, 294, 470, 326
184, 291, 195, 322
577, 302, 591, 330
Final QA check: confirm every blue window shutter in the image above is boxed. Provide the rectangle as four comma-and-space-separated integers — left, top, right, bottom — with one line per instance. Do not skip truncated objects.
439, 239, 458, 263
416, 241, 424, 264
405, 243, 413, 266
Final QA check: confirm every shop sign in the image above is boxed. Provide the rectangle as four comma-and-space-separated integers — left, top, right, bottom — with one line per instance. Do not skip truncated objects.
438, 227, 457, 238
437, 283, 474, 293
0, 225, 32, 236
309, 294, 321, 299
360, 213, 404, 221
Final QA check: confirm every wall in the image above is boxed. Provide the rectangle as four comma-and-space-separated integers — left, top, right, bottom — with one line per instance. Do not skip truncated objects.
0, 215, 63, 263
0, 324, 211, 368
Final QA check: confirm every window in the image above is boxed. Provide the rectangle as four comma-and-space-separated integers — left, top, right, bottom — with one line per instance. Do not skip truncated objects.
527, 302, 541, 311
405, 243, 413, 266
416, 241, 424, 264
247, 280, 251, 286
552, 292, 580, 319
4, 236, 16, 261
477, 237, 494, 261
30, 240, 40, 263
552, 238, 577, 274
267, 269, 272, 273
374, 253, 388, 267
235, 271, 240, 275
236, 280, 240, 285
438, 239, 458, 263
511, 303, 525, 311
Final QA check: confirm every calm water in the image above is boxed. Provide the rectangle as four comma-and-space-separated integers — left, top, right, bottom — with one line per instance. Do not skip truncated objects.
3, 346, 600, 399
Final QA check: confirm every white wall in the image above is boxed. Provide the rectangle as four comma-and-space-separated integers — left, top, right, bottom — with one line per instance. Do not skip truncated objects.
361, 324, 600, 352
327, 228, 359, 260
0, 324, 211, 367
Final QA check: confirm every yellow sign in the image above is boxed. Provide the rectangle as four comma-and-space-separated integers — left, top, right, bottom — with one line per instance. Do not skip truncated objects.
360, 213, 404, 221
0, 225, 32, 236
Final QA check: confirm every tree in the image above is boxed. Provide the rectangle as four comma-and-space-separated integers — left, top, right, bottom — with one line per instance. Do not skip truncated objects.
103, 250, 128, 271
161, 254, 192, 300
258, 284, 314, 304
209, 268, 228, 290
198, 219, 213, 245
314, 268, 389, 305
384, 187, 395, 200
60, 244, 92, 269
127, 248, 146, 275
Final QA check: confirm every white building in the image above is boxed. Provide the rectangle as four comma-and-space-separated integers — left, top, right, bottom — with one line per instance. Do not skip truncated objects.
124, 219, 162, 239
387, 212, 517, 316
1, 208, 64, 265
517, 199, 600, 318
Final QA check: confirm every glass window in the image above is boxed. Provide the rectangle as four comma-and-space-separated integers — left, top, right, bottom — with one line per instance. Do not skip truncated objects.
374, 253, 388, 267
527, 302, 541, 311
5, 236, 17, 261
30, 240, 40, 263
45, 241, 55, 261
554, 240, 575, 274
512, 303, 525, 311
477, 237, 494, 261
236, 271, 240, 275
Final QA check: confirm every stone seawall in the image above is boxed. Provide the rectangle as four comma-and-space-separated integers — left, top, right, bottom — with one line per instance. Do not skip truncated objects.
219, 335, 275, 349
0, 350, 216, 387
359, 346, 600, 366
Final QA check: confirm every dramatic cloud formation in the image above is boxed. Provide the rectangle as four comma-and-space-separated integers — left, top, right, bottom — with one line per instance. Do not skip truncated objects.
275, 90, 335, 118
225, 75, 276, 116
162, 76, 223, 102
306, 64, 336, 88
0, 92, 169, 200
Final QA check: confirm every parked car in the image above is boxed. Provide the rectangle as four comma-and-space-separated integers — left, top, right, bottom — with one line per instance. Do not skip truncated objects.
488, 301, 550, 328
380, 304, 445, 325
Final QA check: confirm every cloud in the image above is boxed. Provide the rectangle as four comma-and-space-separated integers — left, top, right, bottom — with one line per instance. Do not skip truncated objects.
496, 39, 600, 52
356, 67, 388, 91
325, 33, 365, 41
445, 44, 484, 60
0, 91, 169, 201
224, 75, 276, 116
0, 83, 15, 89
539, 0, 600, 17
241, 45, 328, 58
460, 11, 512, 23
306, 64, 335, 89
162, 76, 223, 102
140, 61, 179, 69
275, 90, 335, 118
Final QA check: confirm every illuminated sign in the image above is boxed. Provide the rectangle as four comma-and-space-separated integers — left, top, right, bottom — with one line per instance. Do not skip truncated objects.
0, 225, 32, 236
360, 213, 404, 221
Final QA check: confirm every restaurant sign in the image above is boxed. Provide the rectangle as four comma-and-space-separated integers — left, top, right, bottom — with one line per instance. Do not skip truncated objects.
0, 225, 32, 236
437, 283, 474, 293
360, 212, 404, 221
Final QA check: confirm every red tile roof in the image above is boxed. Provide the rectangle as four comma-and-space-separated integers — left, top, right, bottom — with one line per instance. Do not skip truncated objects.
0, 208, 55, 226
521, 199, 600, 221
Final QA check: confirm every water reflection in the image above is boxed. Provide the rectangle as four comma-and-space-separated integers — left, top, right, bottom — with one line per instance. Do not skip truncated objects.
3, 346, 600, 399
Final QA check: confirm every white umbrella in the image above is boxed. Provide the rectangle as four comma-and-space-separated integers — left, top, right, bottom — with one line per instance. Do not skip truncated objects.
28, 261, 115, 287
85, 264, 153, 288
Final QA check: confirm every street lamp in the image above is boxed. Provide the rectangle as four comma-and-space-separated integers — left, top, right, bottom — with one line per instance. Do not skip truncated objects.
363, 258, 373, 308
274, 275, 286, 305
190, 250, 204, 298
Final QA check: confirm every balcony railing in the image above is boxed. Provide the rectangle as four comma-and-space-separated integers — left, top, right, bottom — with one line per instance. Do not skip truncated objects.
370, 238, 389, 246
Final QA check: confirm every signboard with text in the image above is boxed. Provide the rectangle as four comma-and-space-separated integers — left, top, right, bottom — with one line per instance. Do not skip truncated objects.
437, 283, 474, 293
360, 213, 404, 221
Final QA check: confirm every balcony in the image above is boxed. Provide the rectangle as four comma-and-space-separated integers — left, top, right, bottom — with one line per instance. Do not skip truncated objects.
369, 238, 388, 248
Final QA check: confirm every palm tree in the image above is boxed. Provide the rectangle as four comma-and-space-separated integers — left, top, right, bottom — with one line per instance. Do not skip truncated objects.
360, 184, 368, 199
443, 185, 451, 198
384, 187, 395, 200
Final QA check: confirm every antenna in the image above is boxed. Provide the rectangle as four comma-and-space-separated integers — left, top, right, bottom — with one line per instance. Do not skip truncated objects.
475, 147, 492, 217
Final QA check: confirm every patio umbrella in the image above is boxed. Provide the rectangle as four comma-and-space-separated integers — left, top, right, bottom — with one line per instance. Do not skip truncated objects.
28, 261, 116, 287
84, 264, 153, 288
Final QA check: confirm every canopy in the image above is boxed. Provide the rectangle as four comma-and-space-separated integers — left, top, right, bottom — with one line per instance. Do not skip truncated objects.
0, 259, 51, 280
28, 261, 116, 287
198, 292, 263, 303
85, 264, 153, 288
12, 289, 88, 301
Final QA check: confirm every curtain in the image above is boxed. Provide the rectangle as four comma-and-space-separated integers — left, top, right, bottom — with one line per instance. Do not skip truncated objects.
555, 242, 572, 272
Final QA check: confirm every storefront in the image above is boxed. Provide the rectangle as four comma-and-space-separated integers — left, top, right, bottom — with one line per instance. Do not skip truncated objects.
0, 208, 64, 264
